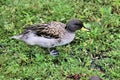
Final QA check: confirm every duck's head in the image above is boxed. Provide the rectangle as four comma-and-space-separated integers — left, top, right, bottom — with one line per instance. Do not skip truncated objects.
65, 19, 90, 32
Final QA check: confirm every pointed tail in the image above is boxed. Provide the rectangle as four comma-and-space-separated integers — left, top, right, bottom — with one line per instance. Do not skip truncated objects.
11, 35, 22, 40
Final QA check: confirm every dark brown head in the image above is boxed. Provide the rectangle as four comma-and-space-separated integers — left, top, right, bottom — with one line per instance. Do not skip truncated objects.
65, 19, 89, 32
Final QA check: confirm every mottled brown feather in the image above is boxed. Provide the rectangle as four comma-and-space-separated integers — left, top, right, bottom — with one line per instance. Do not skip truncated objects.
23, 22, 66, 39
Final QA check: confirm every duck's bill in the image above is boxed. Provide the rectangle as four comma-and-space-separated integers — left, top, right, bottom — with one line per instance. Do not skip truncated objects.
81, 27, 90, 31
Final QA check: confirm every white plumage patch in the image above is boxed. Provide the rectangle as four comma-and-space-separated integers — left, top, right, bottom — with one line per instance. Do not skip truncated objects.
12, 32, 75, 48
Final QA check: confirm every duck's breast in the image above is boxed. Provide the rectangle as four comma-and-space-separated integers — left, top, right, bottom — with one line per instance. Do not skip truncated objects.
56, 33, 75, 46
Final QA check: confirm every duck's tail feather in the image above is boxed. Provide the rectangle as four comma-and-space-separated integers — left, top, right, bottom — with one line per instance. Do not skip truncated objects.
11, 35, 22, 40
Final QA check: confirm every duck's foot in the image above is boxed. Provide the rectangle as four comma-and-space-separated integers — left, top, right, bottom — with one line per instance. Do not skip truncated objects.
50, 49, 59, 56
48, 48, 59, 56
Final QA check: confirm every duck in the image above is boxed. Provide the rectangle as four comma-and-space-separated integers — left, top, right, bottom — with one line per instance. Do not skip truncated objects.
12, 19, 89, 56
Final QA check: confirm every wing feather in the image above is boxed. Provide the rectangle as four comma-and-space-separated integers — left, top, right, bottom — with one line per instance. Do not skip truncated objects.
23, 22, 66, 39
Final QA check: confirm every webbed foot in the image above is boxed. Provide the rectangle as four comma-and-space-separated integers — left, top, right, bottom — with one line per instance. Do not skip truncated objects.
48, 48, 59, 56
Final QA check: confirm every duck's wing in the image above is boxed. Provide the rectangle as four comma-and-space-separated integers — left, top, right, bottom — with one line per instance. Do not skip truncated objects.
23, 22, 66, 39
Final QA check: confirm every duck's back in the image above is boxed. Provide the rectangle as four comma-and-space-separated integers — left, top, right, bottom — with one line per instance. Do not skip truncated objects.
23, 22, 66, 39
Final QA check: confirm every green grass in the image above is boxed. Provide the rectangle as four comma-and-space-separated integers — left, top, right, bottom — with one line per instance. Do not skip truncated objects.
0, 0, 120, 80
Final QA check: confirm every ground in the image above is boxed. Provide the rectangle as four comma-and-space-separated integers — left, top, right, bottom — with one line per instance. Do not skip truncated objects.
0, 0, 120, 80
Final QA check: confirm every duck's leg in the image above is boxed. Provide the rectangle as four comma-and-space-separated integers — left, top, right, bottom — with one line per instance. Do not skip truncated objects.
48, 47, 59, 56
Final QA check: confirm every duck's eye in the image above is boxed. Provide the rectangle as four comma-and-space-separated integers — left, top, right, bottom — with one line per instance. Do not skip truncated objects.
75, 23, 81, 25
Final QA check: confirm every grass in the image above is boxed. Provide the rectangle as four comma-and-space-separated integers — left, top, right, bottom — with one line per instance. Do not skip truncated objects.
0, 0, 120, 80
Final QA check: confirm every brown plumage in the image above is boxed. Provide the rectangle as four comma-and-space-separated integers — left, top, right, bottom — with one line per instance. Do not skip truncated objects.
23, 22, 66, 39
